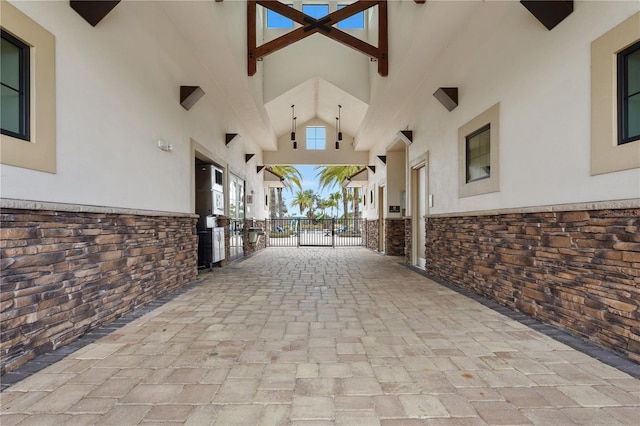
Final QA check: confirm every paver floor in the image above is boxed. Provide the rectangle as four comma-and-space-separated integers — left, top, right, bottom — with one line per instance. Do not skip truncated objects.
1, 248, 639, 425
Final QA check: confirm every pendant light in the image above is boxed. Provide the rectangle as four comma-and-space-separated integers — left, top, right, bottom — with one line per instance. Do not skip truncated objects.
335, 117, 340, 151
291, 105, 297, 150
335, 104, 342, 150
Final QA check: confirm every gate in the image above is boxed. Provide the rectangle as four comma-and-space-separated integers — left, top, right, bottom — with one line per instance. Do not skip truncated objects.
267, 218, 366, 248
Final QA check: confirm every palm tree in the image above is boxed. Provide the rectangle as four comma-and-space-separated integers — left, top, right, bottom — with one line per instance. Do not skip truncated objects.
291, 189, 316, 216
315, 166, 362, 225
329, 192, 341, 218
269, 166, 302, 218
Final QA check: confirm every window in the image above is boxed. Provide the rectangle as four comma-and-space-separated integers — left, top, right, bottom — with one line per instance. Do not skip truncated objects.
303, 4, 329, 19
306, 127, 326, 150
458, 103, 500, 198
617, 40, 640, 145
465, 125, 490, 183
337, 5, 364, 29
1, 2, 56, 173
266, 5, 293, 28
591, 12, 640, 175
1, 30, 29, 141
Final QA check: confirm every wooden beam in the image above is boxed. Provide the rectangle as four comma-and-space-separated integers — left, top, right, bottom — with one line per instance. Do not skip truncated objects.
248, 0, 257, 75
378, 0, 388, 76
70, 1, 120, 27
251, 0, 388, 76
520, 1, 573, 30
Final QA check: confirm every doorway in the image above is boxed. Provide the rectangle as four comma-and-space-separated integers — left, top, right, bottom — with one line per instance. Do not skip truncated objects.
412, 163, 427, 269
378, 185, 385, 253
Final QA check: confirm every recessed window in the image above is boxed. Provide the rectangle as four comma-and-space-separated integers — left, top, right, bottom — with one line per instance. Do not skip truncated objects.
303, 4, 329, 19
465, 125, 490, 183
590, 12, 640, 175
1, 1, 56, 174
266, 5, 293, 28
617, 40, 640, 145
1, 29, 30, 141
306, 126, 326, 150
337, 5, 364, 29
458, 103, 500, 198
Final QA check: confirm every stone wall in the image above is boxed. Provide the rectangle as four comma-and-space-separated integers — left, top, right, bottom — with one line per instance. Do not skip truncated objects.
404, 218, 412, 264
366, 219, 379, 252
424, 204, 640, 361
385, 218, 406, 257
244, 219, 267, 255
0, 202, 198, 374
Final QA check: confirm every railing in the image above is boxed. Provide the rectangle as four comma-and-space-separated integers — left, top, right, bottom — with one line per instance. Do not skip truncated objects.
267, 218, 366, 247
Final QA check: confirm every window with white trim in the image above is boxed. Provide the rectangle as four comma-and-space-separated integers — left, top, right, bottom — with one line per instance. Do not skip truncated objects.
306, 126, 326, 150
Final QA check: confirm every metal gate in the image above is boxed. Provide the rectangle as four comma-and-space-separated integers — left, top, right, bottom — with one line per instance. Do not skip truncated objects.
267, 218, 366, 247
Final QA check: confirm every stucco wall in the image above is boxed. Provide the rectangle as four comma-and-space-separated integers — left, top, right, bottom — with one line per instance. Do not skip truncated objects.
367, 1, 640, 216
1, 1, 266, 218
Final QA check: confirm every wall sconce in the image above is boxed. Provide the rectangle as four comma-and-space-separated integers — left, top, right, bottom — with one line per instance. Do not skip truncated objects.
70, 0, 120, 26
520, 0, 573, 30
225, 133, 240, 145
377, 155, 387, 164
433, 87, 459, 111
245, 154, 255, 163
367, 165, 376, 173
180, 86, 205, 110
157, 140, 173, 152
257, 165, 265, 173
397, 130, 413, 145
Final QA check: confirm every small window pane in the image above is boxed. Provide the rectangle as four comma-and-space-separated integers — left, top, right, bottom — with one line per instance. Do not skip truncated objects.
466, 125, 490, 183
337, 5, 364, 29
1, 30, 29, 141
306, 127, 326, 150
618, 40, 640, 144
303, 4, 329, 19
267, 5, 293, 28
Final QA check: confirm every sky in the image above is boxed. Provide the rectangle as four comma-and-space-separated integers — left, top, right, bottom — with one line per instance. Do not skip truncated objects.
282, 165, 340, 215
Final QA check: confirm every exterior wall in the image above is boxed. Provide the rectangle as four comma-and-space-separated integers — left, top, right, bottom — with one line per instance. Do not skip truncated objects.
1, 1, 266, 218
384, 218, 405, 257
424, 203, 640, 361
0, 201, 198, 374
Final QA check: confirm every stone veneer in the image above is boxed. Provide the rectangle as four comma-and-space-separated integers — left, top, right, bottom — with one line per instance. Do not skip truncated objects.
404, 218, 412, 264
385, 218, 406, 256
366, 219, 379, 252
243, 219, 267, 255
0, 200, 198, 374
424, 202, 640, 361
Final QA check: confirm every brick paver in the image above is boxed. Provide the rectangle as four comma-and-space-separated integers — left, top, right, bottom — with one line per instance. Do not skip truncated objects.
1, 248, 639, 425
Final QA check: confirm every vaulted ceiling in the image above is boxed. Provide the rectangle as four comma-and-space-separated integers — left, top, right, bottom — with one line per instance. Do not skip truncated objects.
74, 1, 572, 154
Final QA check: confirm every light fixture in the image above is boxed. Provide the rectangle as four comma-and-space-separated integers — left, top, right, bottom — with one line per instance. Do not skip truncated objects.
225, 133, 240, 145
335, 105, 342, 150
291, 105, 297, 150
338, 105, 343, 141
180, 86, 205, 110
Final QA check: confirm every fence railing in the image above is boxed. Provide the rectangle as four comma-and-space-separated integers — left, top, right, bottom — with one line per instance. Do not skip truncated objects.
267, 218, 366, 247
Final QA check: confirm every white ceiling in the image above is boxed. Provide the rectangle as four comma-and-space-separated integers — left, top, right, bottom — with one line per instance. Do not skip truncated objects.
161, 1, 485, 153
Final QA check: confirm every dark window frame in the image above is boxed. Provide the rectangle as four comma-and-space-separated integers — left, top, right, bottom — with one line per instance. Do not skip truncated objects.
617, 39, 640, 145
1, 28, 30, 141
465, 124, 491, 183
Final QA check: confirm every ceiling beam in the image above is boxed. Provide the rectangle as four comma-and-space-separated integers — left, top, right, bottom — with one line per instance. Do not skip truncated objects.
248, 0, 389, 76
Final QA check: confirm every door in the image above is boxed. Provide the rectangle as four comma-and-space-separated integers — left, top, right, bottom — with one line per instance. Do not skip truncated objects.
416, 165, 427, 269
378, 186, 385, 253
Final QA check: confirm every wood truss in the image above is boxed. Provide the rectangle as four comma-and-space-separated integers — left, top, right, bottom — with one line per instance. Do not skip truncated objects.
248, 0, 391, 76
